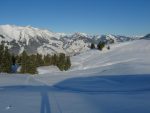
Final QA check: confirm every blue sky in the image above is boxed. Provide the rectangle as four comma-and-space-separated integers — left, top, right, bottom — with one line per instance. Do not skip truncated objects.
0, 0, 150, 36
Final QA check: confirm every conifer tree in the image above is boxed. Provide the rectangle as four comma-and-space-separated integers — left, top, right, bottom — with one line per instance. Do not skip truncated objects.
20, 51, 37, 74
0, 43, 4, 65
107, 46, 110, 50
27, 55, 37, 74
20, 50, 28, 73
67, 56, 71, 68
36, 53, 44, 67
97, 41, 105, 51
64, 56, 71, 71
52, 54, 57, 66
1, 46, 12, 73
44, 54, 51, 66
12, 54, 16, 65
57, 53, 66, 71
90, 43, 95, 49
16, 55, 21, 65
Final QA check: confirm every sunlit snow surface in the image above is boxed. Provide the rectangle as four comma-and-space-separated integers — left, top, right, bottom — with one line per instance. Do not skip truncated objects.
0, 40, 150, 113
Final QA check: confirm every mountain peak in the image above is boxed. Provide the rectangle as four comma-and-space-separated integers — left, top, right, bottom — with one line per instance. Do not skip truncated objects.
0, 24, 142, 56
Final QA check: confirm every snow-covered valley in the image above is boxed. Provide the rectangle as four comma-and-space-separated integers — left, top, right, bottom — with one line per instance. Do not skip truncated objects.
0, 39, 150, 113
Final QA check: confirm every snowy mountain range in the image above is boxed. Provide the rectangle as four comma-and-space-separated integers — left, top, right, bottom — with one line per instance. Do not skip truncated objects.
0, 24, 146, 55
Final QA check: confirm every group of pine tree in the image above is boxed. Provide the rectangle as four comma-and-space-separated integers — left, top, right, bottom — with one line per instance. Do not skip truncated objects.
90, 40, 114, 50
0, 43, 71, 74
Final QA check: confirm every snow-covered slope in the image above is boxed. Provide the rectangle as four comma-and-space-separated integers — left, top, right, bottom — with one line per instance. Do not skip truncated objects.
70, 40, 150, 74
35, 40, 150, 85
0, 25, 137, 55
0, 40, 150, 113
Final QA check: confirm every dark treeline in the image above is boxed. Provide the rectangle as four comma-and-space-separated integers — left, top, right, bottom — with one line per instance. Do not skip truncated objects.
90, 42, 106, 50
19, 51, 71, 74
0, 44, 12, 73
0, 43, 71, 74
90, 40, 114, 51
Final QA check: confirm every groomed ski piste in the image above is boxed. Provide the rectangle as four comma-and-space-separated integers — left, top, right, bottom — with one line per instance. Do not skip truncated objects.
0, 39, 150, 113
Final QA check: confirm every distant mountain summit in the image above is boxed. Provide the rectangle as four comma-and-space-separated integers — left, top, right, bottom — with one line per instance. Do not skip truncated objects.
0, 24, 142, 55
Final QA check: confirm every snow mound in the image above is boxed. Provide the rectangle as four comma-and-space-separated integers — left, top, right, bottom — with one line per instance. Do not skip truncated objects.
37, 66, 60, 74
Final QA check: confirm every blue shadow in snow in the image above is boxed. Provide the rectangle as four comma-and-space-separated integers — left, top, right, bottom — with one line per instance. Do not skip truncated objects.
53, 74, 150, 93
1, 74, 150, 113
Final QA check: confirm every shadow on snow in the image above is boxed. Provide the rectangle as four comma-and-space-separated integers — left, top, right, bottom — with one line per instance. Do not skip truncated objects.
0, 74, 150, 113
